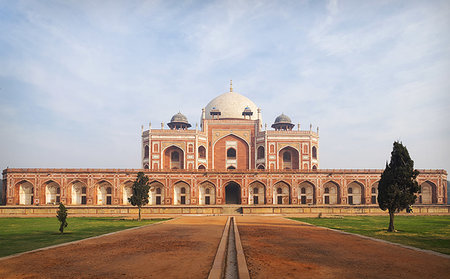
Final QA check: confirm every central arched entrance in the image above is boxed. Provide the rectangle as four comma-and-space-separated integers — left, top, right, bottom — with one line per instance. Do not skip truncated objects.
225, 182, 241, 204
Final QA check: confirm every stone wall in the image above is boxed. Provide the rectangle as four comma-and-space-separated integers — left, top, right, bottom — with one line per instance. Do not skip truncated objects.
3, 168, 447, 206
0, 205, 449, 217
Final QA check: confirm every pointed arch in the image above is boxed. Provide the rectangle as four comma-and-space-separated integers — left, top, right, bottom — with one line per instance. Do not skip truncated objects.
224, 181, 241, 204
227, 147, 236, 158
419, 181, 437, 204
298, 180, 316, 204
198, 146, 206, 159
144, 145, 149, 159
198, 164, 206, 170
173, 181, 190, 205
347, 180, 365, 205
249, 181, 266, 204
278, 146, 299, 170
70, 180, 87, 205
257, 146, 265, 160
43, 180, 61, 205
96, 180, 113, 205
122, 180, 134, 205
199, 181, 216, 205
15, 180, 34, 205
322, 181, 340, 204
213, 133, 250, 146
149, 180, 164, 205
213, 134, 250, 170
371, 181, 379, 204
273, 181, 291, 204
162, 145, 185, 170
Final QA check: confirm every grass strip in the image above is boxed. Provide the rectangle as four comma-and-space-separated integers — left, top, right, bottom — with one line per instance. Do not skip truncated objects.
0, 217, 169, 257
290, 215, 450, 255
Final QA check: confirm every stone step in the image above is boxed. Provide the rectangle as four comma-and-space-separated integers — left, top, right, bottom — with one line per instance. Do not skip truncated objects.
222, 206, 242, 215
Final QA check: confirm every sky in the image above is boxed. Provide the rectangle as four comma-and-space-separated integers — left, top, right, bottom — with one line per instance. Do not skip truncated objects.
0, 0, 449, 172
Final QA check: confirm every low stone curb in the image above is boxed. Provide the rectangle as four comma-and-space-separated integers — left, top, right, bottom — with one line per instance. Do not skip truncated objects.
0, 217, 175, 262
234, 217, 250, 279
208, 216, 232, 279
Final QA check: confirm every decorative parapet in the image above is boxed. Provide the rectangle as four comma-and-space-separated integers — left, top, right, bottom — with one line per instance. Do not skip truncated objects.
3, 168, 447, 175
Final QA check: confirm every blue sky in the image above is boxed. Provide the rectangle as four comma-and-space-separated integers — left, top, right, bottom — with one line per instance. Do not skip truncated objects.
0, 0, 449, 172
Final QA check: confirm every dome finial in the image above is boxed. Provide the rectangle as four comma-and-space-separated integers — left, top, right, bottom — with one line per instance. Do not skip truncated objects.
230, 80, 233, 92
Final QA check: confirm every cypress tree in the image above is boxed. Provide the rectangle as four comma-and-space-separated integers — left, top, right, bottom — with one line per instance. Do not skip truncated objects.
129, 172, 150, 221
56, 203, 68, 234
378, 141, 419, 232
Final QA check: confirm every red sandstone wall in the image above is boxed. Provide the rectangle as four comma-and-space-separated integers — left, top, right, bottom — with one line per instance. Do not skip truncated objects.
214, 134, 249, 170
2, 169, 447, 206
207, 121, 257, 169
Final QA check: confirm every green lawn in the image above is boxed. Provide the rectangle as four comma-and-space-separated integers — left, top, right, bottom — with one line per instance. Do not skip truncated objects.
0, 217, 168, 257
290, 215, 450, 255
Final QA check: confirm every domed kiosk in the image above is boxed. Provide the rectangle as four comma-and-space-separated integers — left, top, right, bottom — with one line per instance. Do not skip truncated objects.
168, 112, 191, 130
272, 113, 295, 131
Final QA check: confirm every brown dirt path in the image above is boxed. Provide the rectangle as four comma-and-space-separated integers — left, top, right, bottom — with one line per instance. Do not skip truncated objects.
237, 216, 450, 279
0, 216, 227, 279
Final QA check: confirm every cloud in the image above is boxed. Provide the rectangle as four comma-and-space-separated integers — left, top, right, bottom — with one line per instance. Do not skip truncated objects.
0, 0, 449, 172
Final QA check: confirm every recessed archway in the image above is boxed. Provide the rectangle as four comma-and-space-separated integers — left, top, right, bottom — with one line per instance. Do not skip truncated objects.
273, 181, 291, 204
149, 181, 164, 205
17, 181, 34, 205
347, 181, 364, 205
419, 181, 437, 204
249, 181, 266, 204
199, 181, 216, 205
225, 182, 241, 204
122, 181, 133, 205
163, 146, 184, 169
44, 181, 61, 205
279, 146, 299, 170
71, 180, 87, 205
298, 181, 315, 204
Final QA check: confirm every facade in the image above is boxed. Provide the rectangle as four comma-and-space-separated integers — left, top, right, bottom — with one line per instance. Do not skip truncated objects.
1, 84, 448, 206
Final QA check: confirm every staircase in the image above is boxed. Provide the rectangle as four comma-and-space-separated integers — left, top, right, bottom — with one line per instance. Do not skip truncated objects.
222, 206, 243, 215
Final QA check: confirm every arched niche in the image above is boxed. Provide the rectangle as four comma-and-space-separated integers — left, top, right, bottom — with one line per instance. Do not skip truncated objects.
163, 146, 184, 170
199, 181, 216, 205
149, 181, 164, 205
225, 182, 241, 204
71, 181, 87, 205
173, 181, 190, 205
44, 181, 61, 205
323, 181, 340, 204
249, 181, 266, 205
298, 181, 315, 204
347, 181, 364, 205
279, 146, 299, 170
273, 181, 291, 204
97, 181, 113, 205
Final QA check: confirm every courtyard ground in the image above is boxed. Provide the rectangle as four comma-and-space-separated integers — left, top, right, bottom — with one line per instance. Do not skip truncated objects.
0, 216, 449, 278
237, 216, 450, 279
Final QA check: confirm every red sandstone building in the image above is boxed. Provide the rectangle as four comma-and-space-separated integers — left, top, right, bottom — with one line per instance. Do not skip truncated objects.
1, 84, 448, 207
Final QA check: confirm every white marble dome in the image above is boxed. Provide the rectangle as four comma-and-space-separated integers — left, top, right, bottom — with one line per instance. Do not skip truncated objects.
204, 91, 259, 120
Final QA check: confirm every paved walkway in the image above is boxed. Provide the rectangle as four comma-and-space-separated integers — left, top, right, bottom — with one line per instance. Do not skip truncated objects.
1, 216, 449, 278
237, 216, 450, 279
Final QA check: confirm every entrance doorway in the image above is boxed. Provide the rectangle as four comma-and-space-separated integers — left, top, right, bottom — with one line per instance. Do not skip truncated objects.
225, 182, 241, 204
